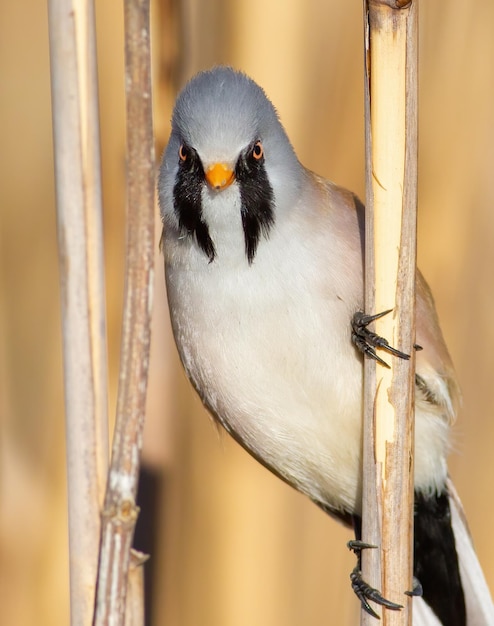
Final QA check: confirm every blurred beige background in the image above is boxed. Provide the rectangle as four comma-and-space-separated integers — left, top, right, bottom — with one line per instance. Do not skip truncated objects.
1, 1, 494, 625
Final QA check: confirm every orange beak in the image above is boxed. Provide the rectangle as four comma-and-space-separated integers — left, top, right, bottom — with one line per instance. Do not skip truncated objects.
205, 163, 235, 190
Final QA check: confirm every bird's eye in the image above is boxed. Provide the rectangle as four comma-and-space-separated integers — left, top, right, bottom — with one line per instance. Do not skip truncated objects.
252, 141, 264, 160
179, 144, 188, 162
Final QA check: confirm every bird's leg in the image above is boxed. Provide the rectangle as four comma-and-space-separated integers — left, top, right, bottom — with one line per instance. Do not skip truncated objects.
347, 539, 403, 619
351, 309, 411, 368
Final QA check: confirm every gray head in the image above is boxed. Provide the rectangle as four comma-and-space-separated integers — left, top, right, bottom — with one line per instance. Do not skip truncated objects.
159, 67, 303, 263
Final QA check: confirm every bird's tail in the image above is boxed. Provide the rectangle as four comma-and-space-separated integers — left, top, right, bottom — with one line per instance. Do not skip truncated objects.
413, 479, 494, 626
448, 479, 494, 625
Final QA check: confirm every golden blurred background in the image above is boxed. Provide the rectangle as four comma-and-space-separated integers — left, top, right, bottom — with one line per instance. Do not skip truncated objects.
1, 1, 494, 625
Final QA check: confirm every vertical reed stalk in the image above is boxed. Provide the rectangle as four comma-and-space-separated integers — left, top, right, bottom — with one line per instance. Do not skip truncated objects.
92, 0, 155, 623
48, 1, 109, 624
361, 1, 418, 624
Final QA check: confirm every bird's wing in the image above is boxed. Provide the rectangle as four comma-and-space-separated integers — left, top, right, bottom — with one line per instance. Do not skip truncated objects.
316, 172, 461, 424
415, 271, 461, 423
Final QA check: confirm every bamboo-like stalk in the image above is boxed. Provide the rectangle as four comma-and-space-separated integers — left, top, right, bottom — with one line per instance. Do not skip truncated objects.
124, 550, 148, 626
92, 0, 155, 624
361, 1, 418, 625
47, 1, 109, 625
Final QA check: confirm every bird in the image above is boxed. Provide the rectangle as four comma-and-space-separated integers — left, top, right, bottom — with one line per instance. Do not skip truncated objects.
158, 66, 494, 625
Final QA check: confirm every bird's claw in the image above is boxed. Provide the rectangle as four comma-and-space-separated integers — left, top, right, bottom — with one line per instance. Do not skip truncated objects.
348, 539, 403, 619
347, 539, 378, 554
350, 567, 404, 619
405, 577, 423, 597
351, 309, 410, 368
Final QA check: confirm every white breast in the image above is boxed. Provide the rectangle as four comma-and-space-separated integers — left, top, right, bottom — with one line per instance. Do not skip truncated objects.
164, 184, 450, 515
165, 199, 368, 514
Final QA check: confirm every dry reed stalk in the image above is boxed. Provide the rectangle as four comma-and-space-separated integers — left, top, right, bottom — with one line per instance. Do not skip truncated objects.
47, 1, 109, 625
361, 1, 418, 624
124, 550, 148, 626
92, 0, 155, 624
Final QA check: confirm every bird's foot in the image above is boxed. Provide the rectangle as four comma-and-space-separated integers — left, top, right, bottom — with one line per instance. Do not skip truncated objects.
351, 310, 410, 368
347, 540, 403, 619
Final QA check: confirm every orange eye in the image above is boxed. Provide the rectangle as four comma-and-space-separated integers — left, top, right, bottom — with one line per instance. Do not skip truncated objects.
252, 141, 263, 160
179, 144, 188, 162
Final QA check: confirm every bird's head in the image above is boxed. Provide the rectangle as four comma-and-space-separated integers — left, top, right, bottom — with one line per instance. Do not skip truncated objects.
158, 67, 303, 264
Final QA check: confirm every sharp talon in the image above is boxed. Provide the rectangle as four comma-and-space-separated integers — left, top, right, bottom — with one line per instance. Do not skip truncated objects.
350, 566, 403, 618
354, 309, 393, 325
367, 348, 391, 369
405, 577, 423, 597
351, 567, 381, 619
414, 343, 423, 351
348, 538, 403, 618
347, 540, 378, 553
351, 335, 391, 368
351, 309, 410, 365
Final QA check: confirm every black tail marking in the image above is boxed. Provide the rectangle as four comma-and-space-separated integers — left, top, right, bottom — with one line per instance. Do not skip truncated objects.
414, 489, 466, 626
344, 490, 465, 625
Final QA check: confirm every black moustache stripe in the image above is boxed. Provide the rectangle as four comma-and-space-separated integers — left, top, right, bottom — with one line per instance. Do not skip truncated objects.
235, 148, 275, 264
173, 146, 216, 262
